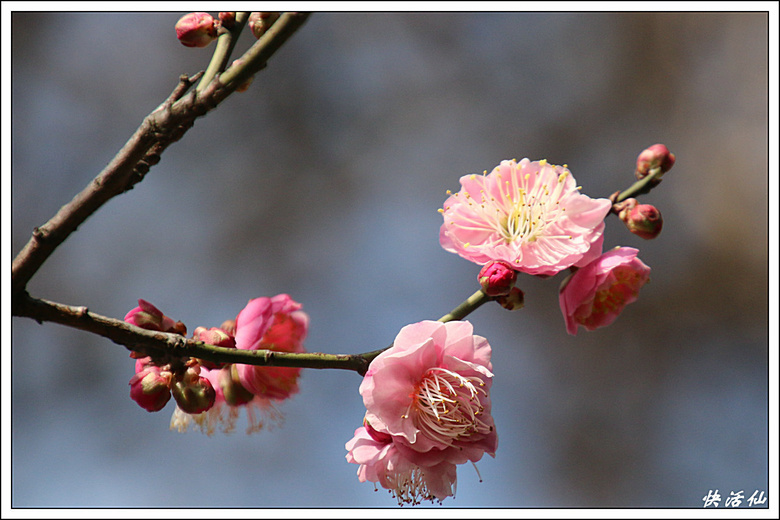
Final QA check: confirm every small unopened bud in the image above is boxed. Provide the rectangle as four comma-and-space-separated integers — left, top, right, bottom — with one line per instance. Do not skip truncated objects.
218, 12, 236, 29
496, 287, 525, 311
623, 204, 663, 240
478, 260, 517, 297
194, 326, 235, 348
248, 12, 280, 39
175, 12, 218, 48
635, 144, 675, 181
220, 319, 237, 336
193, 327, 236, 370
171, 366, 216, 414
129, 367, 172, 412
125, 299, 185, 334
219, 365, 255, 406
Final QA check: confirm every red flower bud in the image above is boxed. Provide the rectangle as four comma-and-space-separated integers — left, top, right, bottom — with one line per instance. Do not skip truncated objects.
248, 12, 280, 39
218, 12, 236, 29
478, 260, 517, 297
171, 366, 216, 414
635, 144, 675, 181
175, 12, 218, 48
129, 366, 172, 412
623, 204, 663, 240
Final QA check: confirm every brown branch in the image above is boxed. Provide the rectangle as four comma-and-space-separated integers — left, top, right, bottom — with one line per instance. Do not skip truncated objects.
13, 292, 372, 374
11, 12, 311, 299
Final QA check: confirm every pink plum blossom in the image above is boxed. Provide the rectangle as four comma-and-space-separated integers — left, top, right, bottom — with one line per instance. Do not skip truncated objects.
439, 158, 612, 276
345, 425, 458, 505
347, 320, 497, 504
559, 247, 651, 335
234, 294, 309, 401
361, 320, 497, 463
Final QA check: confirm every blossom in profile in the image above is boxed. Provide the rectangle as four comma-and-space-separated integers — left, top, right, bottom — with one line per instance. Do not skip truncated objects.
234, 294, 309, 401
559, 247, 651, 335
345, 424, 458, 505
439, 159, 612, 276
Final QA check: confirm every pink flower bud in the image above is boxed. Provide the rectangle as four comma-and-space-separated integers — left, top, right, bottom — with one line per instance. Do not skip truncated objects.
218, 365, 255, 407
171, 366, 216, 414
496, 287, 525, 311
175, 12, 218, 48
129, 366, 172, 412
478, 260, 518, 297
623, 204, 663, 240
218, 12, 236, 29
248, 12, 280, 39
124, 299, 185, 334
635, 144, 675, 181
194, 326, 235, 348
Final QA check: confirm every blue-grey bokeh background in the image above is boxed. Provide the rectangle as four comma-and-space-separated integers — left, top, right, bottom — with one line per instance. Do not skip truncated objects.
11, 11, 769, 508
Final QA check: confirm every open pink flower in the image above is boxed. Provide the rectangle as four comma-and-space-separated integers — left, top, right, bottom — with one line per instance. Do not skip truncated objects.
234, 294, 309, 401
439, 158, 612, 276
559, 247, 651, 335
361, 320, 497, 463
345, 425, 458, 505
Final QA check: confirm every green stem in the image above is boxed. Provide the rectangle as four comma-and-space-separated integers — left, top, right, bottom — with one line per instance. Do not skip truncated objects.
197, 12, 250, 92
218, 12, 310, 92
614, 167, 665, 203
437, 288, 492, 322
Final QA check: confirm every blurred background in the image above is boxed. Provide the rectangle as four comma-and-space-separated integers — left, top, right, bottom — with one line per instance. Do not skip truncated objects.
10, 10, 770, 509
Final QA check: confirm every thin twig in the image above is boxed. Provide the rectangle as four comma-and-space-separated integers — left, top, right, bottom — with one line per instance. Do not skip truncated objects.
11, 12, 310, 299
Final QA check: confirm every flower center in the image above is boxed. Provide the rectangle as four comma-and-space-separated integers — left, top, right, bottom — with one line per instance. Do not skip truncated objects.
496, 166, 569, 244
442, 162, 576, 252
406, 367, 491, 447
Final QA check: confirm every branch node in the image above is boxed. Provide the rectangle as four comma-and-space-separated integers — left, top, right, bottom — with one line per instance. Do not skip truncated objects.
32, 226, 47, 240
